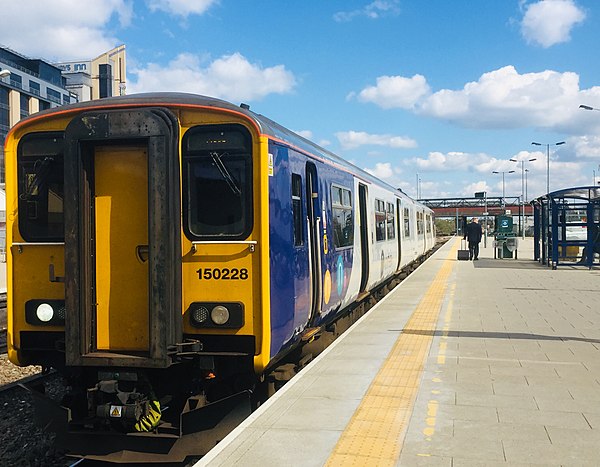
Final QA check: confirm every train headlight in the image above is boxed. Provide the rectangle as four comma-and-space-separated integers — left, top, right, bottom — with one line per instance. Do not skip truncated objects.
26, 300, 66, 326
36, 303, 54, 322
191, 306, 209, 326
187, 302, 244, 329
211, 305, 230, 325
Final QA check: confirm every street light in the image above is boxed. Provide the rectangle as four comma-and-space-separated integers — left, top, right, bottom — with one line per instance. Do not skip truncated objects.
510, 157, 537, 238
416, 173, 421, 199
0, 69, 11, 79
525, 168, 530, 202
579, 104, 600, 111
531, 141, 565, 195
492, 170, 515, 208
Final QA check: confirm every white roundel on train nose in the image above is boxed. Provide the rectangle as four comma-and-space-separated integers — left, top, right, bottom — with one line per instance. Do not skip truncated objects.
211, 305, 230, 325
36, 303, 54, 322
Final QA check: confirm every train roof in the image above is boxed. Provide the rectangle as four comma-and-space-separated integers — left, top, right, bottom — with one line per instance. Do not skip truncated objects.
12, 92, 430, 211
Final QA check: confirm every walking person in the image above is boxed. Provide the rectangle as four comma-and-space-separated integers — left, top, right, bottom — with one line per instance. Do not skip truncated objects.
464, 217, 483, 260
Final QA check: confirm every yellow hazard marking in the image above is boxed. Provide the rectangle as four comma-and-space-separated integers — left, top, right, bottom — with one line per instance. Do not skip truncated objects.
424, 282, 455, 439
325, 239, 458, 466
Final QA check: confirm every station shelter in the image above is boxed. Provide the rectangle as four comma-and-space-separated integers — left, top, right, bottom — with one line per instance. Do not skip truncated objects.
532, 186, 600, 269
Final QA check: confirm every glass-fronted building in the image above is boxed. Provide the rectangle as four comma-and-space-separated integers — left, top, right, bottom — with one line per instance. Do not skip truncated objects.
1, 46, 78, 184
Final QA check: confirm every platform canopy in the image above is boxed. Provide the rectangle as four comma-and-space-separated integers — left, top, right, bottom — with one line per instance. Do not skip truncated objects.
533, 186, 600, 202
531, 185, 600, 269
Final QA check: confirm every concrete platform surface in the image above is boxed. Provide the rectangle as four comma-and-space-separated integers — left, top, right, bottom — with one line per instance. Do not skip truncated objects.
193, 238, 600, 465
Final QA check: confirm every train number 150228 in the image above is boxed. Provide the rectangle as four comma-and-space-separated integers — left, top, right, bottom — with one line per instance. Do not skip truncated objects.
196, 268, 249, 280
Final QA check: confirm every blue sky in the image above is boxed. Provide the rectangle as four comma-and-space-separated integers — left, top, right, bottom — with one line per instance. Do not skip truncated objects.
3, 0, 600, 200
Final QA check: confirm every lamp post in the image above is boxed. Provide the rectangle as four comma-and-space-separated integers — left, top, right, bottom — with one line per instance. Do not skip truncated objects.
0, 69, 11, 79
525, 168, 530, 202
416, 173, 421, 199
531, 141, 565, 195
510, 157, 536, 238
492, 170, 515, 208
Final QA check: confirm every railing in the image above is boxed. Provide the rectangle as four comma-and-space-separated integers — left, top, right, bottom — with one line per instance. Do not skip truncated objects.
0, 56, 40, 79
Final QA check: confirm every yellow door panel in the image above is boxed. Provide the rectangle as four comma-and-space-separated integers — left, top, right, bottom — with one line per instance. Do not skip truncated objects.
94, 146, 149, 351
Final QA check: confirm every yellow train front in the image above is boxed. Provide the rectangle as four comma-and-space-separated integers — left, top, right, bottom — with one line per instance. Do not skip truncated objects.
4, 94, 273, 461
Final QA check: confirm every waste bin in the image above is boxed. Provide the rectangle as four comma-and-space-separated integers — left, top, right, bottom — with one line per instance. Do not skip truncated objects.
505, 236, 518, 259
494, 215, 516, 258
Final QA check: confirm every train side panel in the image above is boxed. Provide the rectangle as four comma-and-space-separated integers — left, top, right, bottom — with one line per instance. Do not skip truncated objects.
267, 142, 311, 356
268, 141, 361, 357
364, 184, 400, 290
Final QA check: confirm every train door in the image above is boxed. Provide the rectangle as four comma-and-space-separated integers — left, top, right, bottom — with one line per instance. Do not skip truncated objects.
306, 162, 322, 323
358, 184, 369, 293
419, 209, 426, 254
63, 109, 181, 368
396, 198, 403, 270
94, 145, 149, 351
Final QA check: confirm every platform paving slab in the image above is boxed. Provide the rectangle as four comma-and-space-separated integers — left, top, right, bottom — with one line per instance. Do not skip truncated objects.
199, 237, 600, 466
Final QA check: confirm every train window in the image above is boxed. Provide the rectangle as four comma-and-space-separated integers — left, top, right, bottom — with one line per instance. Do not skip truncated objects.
332, 185, 353, 248
386, 202, 395, 240
426, 213, 432, 233
375, 199, 386, 242
292, 174, 303, 246
417, 211, 424, 235
17, 132, 65, 241
183, 125, 253, 239
404, 207, 411, 237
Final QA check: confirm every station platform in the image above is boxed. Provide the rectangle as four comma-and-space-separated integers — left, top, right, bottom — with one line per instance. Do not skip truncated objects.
198, 237, 600, 466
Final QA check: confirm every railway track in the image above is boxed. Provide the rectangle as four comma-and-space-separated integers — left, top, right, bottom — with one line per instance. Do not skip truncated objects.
0, 329, 6, 354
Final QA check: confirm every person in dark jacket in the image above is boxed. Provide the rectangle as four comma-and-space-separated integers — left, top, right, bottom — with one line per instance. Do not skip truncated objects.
464, 217, 483, 260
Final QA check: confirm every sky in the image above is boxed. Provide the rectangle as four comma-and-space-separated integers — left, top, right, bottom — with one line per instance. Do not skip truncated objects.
2, 0, 600, 201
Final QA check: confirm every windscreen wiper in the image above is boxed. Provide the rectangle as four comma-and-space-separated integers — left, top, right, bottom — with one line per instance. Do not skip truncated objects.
210, 152, 242, 196
21, 156, 54, 200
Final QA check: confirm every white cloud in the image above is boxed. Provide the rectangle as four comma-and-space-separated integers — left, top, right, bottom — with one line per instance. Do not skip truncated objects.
146, 0, 217, 17
420, 66, 585, 129
294, 130, 313, 139
0, 0, 131, 61
365, 162, 395, 180
351, 74, 430, 109
129, 52, 296, 101
463, 181, 491, 197
334, 1, 400, 22
407, 151, 491, 172
335, 130, 417, 150
353, 65, 600, 134
570, 136, 600, 159
521, 0, 585, 48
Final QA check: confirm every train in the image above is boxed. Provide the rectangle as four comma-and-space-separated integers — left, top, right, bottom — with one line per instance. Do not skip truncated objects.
4, 93, 436, 462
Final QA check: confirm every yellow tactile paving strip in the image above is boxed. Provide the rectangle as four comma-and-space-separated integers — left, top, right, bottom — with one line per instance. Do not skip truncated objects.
325, 240, 458, 466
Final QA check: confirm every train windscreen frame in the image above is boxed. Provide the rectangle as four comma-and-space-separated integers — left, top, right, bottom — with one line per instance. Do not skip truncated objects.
182, 124, 253, 240
16, 132, 65, 242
